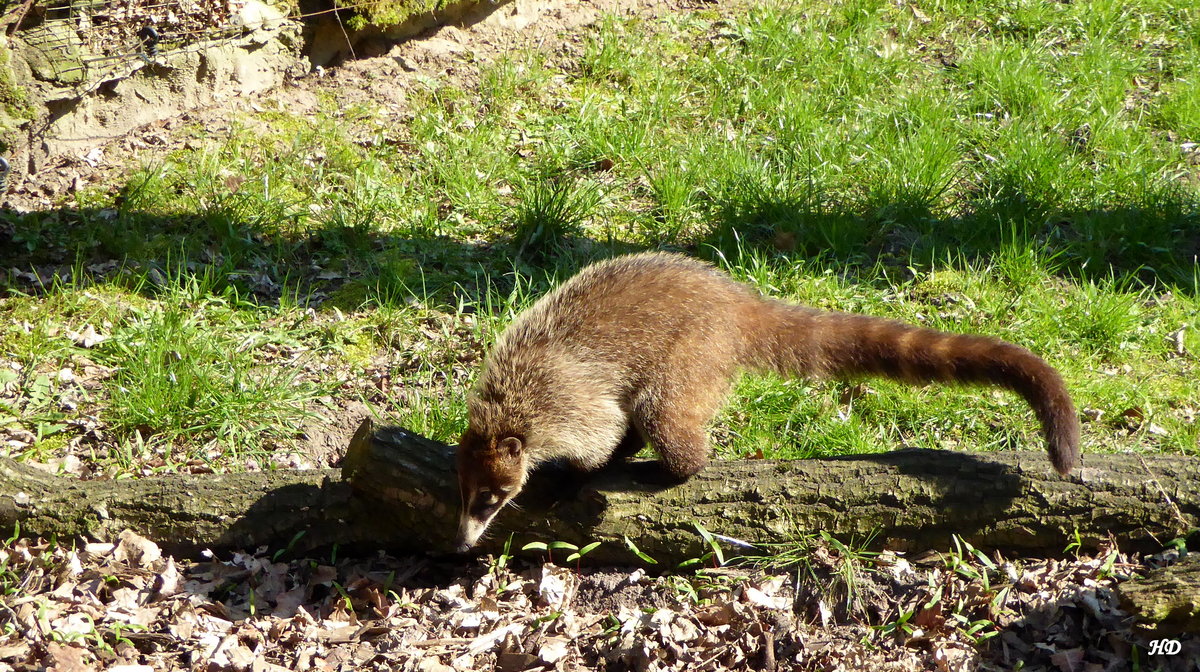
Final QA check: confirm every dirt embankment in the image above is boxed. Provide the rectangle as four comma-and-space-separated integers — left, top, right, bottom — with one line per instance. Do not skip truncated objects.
1, 0, 671, 208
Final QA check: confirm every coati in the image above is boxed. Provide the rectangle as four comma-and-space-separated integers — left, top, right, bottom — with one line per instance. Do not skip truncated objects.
454, 252, 1080, 551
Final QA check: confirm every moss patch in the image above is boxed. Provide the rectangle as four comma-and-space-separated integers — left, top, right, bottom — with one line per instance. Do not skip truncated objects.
342, 0, 442, 31
0, 38, 36, 152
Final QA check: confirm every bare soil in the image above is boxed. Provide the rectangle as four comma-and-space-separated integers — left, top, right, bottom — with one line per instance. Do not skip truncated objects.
4, 0, 691, 211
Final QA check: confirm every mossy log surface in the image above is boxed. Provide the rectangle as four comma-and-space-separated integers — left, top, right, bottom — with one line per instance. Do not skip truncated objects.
1118, 555, 1200, 635
0, 458, 357, 556
345, 420, 1199, 564
3, 420, 1198, 567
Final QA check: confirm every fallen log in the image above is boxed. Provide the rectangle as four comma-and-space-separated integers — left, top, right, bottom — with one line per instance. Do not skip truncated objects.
2, 419, 1198, 566
1118, 554, 1200, 635
0, 458, 356, 556
343, 421, 1200, 564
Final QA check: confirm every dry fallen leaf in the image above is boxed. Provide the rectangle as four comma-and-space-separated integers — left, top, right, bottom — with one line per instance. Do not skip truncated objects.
114, 530, 163, 568
467, 623, 525, 656
538, 637, 570, 664
742, 585, 789, 610
1050, 647, 1085, 672
66, 324, 108, 348
695, 602, 737, 627
537, 564, 576, 610
152, 556, 183, 600
45, 642, 94, 672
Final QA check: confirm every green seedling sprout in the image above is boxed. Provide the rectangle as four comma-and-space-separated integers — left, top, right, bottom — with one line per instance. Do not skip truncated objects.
522, 540, 580, 565
623, 535, 658, 565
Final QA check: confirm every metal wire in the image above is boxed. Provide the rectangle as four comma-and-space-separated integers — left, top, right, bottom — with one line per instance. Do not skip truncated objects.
23, 0, 384, 57
62, 27, 257, 84
17, 27, 83, 47
163, 0, 385, 37
136, 24, 158, 57
126, 0, 206, 10
36, 0, 383, 35
23, 0, 394, 85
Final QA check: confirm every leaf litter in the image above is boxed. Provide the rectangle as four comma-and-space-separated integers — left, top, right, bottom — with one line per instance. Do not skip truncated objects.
1, 531, 1196, 671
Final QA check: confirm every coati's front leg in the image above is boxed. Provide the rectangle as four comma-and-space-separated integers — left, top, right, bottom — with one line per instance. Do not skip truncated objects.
640, 416, 709, 482
605, 424, 647, 465
634, 381, 727, 483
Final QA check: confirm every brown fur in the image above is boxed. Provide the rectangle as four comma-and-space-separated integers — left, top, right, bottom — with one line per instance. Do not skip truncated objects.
454, 252, 1080, 550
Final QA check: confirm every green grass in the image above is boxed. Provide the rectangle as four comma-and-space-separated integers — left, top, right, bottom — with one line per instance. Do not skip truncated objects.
0, 269, 336, 470
1, 0, 1198, 475
512, 176, 606, 260
97, 275, 319, 464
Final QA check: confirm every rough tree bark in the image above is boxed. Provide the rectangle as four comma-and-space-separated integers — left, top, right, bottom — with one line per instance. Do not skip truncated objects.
0, 458, 355, 556
1117, 555, 1200, 635
2, 419, 1197, 568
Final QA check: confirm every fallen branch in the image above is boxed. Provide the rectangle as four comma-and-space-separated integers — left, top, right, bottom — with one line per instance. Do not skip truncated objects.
343, 421, 1200, 564
3, 420, 1198, 567
0, 458, 355, 556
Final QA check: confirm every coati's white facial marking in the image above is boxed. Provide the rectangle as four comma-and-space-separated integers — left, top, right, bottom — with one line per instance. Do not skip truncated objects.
454, 487, 513, 553
454, 434, 526, 553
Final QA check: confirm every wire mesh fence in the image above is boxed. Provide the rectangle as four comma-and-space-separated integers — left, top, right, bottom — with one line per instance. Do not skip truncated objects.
16, 0, 248, 82
2, 0, 334, 191
9, 0, 374, 94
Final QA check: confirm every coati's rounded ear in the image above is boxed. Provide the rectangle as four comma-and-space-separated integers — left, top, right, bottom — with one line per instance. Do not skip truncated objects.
499, 436, 523, 458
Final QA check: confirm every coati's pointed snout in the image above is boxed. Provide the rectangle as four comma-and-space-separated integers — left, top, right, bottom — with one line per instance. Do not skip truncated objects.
453, 513, 487, 553
454, 495, 515, 553
452, 532, 476, 554
453, 433, 527, 553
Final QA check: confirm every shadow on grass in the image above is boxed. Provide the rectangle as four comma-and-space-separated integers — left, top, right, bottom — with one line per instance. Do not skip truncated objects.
2, 177, 1197, 312
0, 204, 503, 309
0, 199, 653, 313
700, 179, 1200, 293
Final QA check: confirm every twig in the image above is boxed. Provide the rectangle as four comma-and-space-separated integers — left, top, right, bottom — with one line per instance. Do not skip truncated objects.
1136, 453, 1190, 535
411, 637, 473, 648
5, 0, 35, 35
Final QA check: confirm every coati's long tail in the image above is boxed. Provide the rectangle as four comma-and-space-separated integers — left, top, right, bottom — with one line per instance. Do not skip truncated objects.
745, 301, 1081, 475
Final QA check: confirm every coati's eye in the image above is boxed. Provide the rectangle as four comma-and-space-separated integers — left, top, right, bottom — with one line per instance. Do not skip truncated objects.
474, 490, 500, 509
470, 492, 502, 518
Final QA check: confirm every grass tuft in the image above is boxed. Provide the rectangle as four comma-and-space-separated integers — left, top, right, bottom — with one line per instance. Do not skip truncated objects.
512, 176, 605, 260
96, 271, 320, 462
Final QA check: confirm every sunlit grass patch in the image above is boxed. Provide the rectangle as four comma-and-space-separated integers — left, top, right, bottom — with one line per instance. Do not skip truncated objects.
0, 267, 334, 470
5, 0, 1199, 473
100, 311, 312, 462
